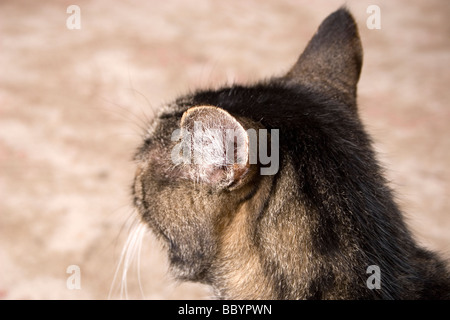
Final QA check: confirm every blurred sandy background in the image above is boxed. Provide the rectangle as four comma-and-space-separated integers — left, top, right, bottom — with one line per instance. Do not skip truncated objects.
1, 0, 449, 299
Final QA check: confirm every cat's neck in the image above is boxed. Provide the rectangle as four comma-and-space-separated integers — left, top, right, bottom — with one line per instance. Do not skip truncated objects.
212, 156, 417, 299
212, 172, 275, 299
212, 160, 317, 299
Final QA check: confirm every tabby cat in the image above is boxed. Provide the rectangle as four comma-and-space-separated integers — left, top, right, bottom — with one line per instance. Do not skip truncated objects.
131, 8, 450, 299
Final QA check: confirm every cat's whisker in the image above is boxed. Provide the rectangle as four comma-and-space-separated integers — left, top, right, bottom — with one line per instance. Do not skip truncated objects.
97, 98, 150, 137
126, 70, 157, 125
127, 87, 157, 123
136, 224, 146, 299
121, 221, 147, 299
109, 218, 147, 300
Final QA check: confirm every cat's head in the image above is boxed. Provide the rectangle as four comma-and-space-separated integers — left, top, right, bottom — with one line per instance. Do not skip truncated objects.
132, 8, 363, 284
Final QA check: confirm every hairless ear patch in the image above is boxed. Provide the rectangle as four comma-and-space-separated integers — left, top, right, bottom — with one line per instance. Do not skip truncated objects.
178, 105, 250, 188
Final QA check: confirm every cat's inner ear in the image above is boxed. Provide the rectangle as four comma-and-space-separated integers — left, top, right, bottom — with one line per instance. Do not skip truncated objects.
176, 106, 250, 188
285, 8, 363, 109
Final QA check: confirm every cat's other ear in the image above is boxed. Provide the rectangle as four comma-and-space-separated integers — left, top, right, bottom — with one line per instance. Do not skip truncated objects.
176, 106, 250, 189
285, 8, 363, 109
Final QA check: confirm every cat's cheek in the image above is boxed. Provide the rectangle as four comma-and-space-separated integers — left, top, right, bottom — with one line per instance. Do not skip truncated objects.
132, 170, 145, 211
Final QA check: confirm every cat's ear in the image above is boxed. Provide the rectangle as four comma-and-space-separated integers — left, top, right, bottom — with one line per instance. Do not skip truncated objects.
285, 8, 363, 109
176, 106, 250, 188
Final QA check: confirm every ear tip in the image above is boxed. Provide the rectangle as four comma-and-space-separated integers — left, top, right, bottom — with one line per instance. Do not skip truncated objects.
285, 7, 362, 108
326, 6, 363, 68
300, 7, 361, 60
319, 7, 360, 37
180, 105, 221, 128
334, 6, 357, 22
336, 6, 356, 17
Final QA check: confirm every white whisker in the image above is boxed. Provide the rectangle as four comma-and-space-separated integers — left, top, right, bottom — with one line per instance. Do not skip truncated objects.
136, 225, 146, 298
109, 219, 147, 299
